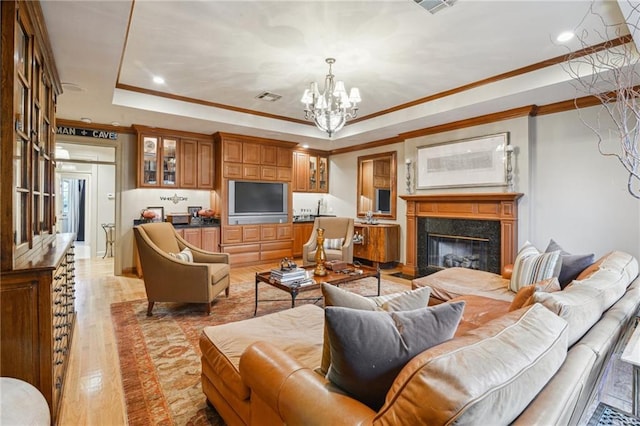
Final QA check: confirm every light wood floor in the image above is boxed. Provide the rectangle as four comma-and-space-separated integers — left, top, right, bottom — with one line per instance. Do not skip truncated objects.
57, 257, 410, 425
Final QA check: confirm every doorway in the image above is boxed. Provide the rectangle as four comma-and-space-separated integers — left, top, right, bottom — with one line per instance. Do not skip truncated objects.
55, 142, 116, 260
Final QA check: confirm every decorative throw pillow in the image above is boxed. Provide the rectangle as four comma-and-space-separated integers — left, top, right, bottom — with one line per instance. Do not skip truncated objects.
169, 247, 193, 262
509, 241, 562, 292
325, 302, 465, 410
508, 277, 561, 312
545, 239, 595, 289
320, 283, 432, 373
323, 237, 345, 250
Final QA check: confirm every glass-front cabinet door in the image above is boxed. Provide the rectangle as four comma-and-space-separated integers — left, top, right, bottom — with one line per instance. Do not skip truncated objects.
308, 155, 318, 191
161, 138, 177, 186
142, 136, 159, 186
318, 156, 328, 193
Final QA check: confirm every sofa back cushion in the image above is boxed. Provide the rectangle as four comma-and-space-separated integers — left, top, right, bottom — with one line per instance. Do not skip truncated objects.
509, 241, 562, 292
533, 251, 639, 346
375, 304, 568, 425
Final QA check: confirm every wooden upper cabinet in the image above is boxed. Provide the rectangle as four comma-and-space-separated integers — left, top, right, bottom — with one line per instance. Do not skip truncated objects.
135, 126, 215, 189
293, 151, 329, 193
224, 140, 243, 163
277, 147, 293, 167
261, 145, 278, 166
180, 139, 198, 188
197, 140, 214, 189
243, 143, 261, 164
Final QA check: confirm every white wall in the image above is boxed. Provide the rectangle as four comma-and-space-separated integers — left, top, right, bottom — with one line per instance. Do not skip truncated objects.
531, 106, 640, 259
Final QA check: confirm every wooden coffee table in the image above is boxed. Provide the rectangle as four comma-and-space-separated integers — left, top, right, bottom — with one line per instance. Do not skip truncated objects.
254, 264, 380, 316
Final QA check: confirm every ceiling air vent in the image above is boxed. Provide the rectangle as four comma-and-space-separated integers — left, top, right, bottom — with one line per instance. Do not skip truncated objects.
255, 91, 282, 102
414, 0, 456, 14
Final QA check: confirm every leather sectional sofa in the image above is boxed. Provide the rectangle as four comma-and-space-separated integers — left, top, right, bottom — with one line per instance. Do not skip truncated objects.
199, 251, 639, 425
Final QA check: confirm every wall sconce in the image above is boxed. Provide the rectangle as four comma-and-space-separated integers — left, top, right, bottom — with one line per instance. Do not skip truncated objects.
406, 158, 414, 194
505, 145, 514, 192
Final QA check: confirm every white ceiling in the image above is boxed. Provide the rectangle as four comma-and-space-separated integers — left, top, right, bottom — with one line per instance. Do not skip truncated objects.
41, 0, 629, 150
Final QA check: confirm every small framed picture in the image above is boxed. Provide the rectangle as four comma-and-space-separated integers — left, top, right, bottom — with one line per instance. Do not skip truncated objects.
147, 206, 164, 223
188, 206, 202, 218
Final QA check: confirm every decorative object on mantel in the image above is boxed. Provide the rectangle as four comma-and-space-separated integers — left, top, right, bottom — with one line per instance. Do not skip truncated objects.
314, 228, 328, 276
301, 58, 361, 137
560, 5, 640, 199
417, 132, 511, 189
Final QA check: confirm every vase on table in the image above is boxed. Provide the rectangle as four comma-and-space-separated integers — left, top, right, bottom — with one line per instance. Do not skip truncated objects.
314, 228, 327, 276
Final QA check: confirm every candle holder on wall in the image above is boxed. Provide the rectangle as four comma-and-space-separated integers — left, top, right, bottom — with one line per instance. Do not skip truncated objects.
505, 145, 514, 192
405, 159, 414, 194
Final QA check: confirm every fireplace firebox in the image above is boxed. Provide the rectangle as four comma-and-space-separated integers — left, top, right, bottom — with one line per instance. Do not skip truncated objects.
427, 234, 489, 272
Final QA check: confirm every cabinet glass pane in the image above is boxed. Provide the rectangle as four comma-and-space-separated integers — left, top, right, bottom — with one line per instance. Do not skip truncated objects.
15, 137, 28, 188
18, 82, 27, 134
162, 138, 177, 186
143, 136, 158, 184
309, 156, 318, 191
17, 22, 28, 76
319, 157, 328, 191
15, 191, 28, 245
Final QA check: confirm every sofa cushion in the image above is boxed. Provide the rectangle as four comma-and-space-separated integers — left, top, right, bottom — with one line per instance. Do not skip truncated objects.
545, 239, 595, 288
378, 303, 568, 425
200, 304, 324, 402
509, 277, 560, 311
509, 241, 562, 292
169, 247, 193, 262
412, 267, 514, 302
325, 302, 464, 410
449, 295, 510, 336
320, 283, 431, 373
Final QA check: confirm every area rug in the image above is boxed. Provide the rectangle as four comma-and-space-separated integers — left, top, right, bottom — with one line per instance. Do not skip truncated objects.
111, 277, 409, 425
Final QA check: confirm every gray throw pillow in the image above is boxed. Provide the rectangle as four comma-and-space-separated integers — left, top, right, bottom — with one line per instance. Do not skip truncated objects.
545, 239, 595, 288
325, 301, 465, 411
320, 283, 432, 373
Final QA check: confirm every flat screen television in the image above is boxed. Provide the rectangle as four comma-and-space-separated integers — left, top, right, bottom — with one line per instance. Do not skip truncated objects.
228, 180, 288, 224
375, 188, 391, 213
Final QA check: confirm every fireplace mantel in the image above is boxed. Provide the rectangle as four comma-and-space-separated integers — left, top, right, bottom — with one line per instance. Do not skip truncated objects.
400, 192, 523, 277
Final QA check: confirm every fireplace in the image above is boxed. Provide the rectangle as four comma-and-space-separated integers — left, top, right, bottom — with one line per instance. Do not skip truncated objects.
418, 217, 501, 276
400, 193, 523, 278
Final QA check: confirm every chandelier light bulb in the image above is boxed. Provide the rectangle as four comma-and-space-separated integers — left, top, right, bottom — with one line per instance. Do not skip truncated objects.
301, 57, 361, 137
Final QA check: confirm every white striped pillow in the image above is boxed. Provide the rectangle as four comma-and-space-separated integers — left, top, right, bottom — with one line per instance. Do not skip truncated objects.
324, 237, 345, 250
509, 242, 562, 292
169, 247, 193, 262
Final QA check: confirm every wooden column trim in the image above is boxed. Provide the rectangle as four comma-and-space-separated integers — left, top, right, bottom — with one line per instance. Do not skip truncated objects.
399, 193, 523, 276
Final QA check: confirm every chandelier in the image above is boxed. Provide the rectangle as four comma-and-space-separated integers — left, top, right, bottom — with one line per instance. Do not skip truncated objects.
301, 58, 361, 137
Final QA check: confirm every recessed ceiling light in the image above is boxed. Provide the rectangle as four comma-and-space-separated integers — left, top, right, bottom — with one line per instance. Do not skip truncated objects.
111, 121, 120, 126
153, 76, 165, 85
302, 144, 309, 149
80, 117, 92, 124
557, 31, 575, 42
61, 82, 85, 92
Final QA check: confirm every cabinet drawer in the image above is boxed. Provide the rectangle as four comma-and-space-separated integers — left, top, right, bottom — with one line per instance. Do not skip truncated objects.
277, 167, 292, 182
277, 224, 292, 239
260, 241, 293, 261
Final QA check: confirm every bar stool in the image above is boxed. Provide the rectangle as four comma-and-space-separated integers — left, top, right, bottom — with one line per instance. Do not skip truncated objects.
102, 223, 115, 258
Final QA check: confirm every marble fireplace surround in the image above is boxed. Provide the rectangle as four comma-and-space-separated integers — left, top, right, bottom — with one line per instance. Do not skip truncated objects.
400, 193, 523, 278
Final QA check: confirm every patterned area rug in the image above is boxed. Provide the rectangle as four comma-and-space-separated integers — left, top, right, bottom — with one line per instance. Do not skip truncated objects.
111, 277, 409, 425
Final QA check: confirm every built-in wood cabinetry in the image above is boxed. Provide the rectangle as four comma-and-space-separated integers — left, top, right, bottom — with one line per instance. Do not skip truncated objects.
175, 226, 220, 253
354, 224, 400, 266
293, 150, 329, 193
0, 234, 76, 424
213, 132, 297, 265
293, 222, 315, 257
135, 125, 215, 189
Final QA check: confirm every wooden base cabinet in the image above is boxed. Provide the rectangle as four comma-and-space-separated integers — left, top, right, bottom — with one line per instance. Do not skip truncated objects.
354, 224, 400, 266
293, 222, 314, 258
0, 234, 76, 424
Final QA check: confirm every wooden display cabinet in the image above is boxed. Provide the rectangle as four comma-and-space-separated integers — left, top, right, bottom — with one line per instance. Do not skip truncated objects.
353, 223, 400, 266
293, 222, 315, 257
293, 150, 329, 193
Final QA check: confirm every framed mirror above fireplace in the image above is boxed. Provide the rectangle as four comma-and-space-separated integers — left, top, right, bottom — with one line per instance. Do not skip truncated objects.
357, 151, 397, 220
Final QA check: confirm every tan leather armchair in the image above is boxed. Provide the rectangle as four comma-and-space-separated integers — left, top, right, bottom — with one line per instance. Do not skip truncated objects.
133, 222, 230, 316
302, 217, 354, 266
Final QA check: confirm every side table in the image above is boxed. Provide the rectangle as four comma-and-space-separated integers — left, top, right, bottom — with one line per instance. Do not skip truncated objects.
621, 318, 640, 416
101, 223, 115, 258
